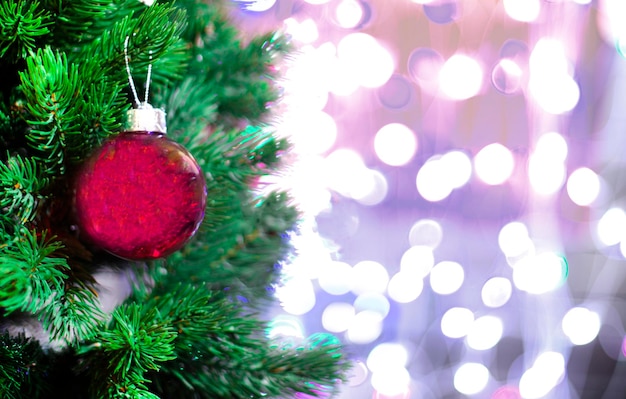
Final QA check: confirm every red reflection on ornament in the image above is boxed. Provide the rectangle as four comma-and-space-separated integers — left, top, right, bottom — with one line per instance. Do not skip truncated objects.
74, 131, 206, 260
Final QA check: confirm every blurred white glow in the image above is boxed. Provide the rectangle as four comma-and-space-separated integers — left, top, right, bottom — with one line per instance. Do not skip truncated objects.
351, 169, 389, 206
371, 367, 411, 397
454, 363, 490, 395
281, 45, 330, 110
324, 148, 367, 197
474, 143, 515, 185
442, 150, 473, 189
267, 315, 305, 339
503, 0, 540, 22
351, 260, 390, 295
367, 343, 409, 373
529, 38, 571, 76
304, 0, 331, 4
528, 155, 567, 196
322, 302, 355, 333
512, 253, 568, 294
441, 307, 474, 339
407, 47, 444, 94
498, 221, 532, 258
466, 316, 503, 350
562, 307, 601, 345
529, 74, 580, 115
276, 276, 316, 315
346, 310, 384, 344
519, 352, 565, 399
354, 292, 390, 318
374, 123, 418, 166
567, 168, 601, 206
400, 246, 435, 278
335, 0, 364, 28
492, 58, 523, 94
409, 219, 443, 249
481, 277, 513, 308
337, 33, 394, 88
283, 18, 319, 44
416, 156, 453, 202
387, 271, 424, 303
535, 132, 568, 161
597, 207, 626, 246
430, 261, 464, 295
285, 111, 337, 154
439, 54, 483, 100
529, 39, 579, 114
318, 261, 353, 295
598, 0, 626, 47
242, 0, 276, 12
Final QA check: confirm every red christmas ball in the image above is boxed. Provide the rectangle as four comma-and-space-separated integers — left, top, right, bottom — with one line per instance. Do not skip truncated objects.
74, 106, 206, 260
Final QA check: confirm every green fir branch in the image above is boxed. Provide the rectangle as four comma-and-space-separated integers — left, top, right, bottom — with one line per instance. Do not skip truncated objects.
39, 285, 103, 345
155, 333, 347, 399
19, 46, 80, 177
52, 0, 144, 49
0, 0, 52, 61
0, 332, 50, 399
79, 304, 177, 398
0, 229, 68, 314
0, 154, 48, 223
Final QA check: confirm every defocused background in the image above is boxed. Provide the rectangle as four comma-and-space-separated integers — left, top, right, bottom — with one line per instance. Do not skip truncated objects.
233, 1, 626, 398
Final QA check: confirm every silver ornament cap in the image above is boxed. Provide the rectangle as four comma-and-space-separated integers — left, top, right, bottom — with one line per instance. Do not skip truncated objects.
126, 103, 167, 134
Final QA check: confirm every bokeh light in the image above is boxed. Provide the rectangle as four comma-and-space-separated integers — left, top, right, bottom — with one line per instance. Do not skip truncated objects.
241, 0, 276, 12
276, 275, 316, 315
442, 150, 473, 189
337, 33, 395, 88
597, 207, 626, 246
519, 352, 565, 399
354, 292, 390, 319
400, 245, 435, 278
529, 38, 580, 114
378, 75, 413, 110
567, 167, 601, 206
474, 143, 515, 185
498, 221, 532, 258
285, 111, 337, 154
351, 260, 390, 295
481, 277, 513, 308
351, 169, 389, 206
492, 58, 523, 94
529, 132, 568, 196
416, 156, 454, 202
423, 1, 458, 24
366, 342, 409, 372
346, 310, 384, 344
374, 123, 418, 166
322, 302, 356, 333
503, 0, 541, 22
466, 316, 503, 350
408, 219, 443, 249
371, 367, 411, 397
430, 261, 464, 295
334, 0, 364, 29
562, 307, 601, 345
318, 261, 353, 295
439, 54, 483, 100
512, 252, 568, 294
441, 307, 474, 339
453, 363, 490, 395
266, 315, 305, 339
387, 271, 424, 303
407, 47, 444, 93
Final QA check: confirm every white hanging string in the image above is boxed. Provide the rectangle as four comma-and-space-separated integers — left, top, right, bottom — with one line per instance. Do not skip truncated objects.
124, 36, 153, 108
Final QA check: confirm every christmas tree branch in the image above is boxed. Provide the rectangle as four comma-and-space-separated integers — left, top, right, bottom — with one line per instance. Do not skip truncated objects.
0, 155, 49, 224
0, 0, 52, 61
0, 229, 68, 314
0, 332, 51, 399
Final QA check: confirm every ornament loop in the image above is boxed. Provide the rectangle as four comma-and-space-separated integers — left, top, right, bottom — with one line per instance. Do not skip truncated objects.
124, 36, 153, 108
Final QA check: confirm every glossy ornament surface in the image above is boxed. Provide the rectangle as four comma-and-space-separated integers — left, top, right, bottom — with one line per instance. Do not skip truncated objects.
74, 107, 206, 260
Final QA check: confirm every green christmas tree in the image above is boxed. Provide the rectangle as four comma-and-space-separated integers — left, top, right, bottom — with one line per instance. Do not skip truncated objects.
0, 1, 347, 398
